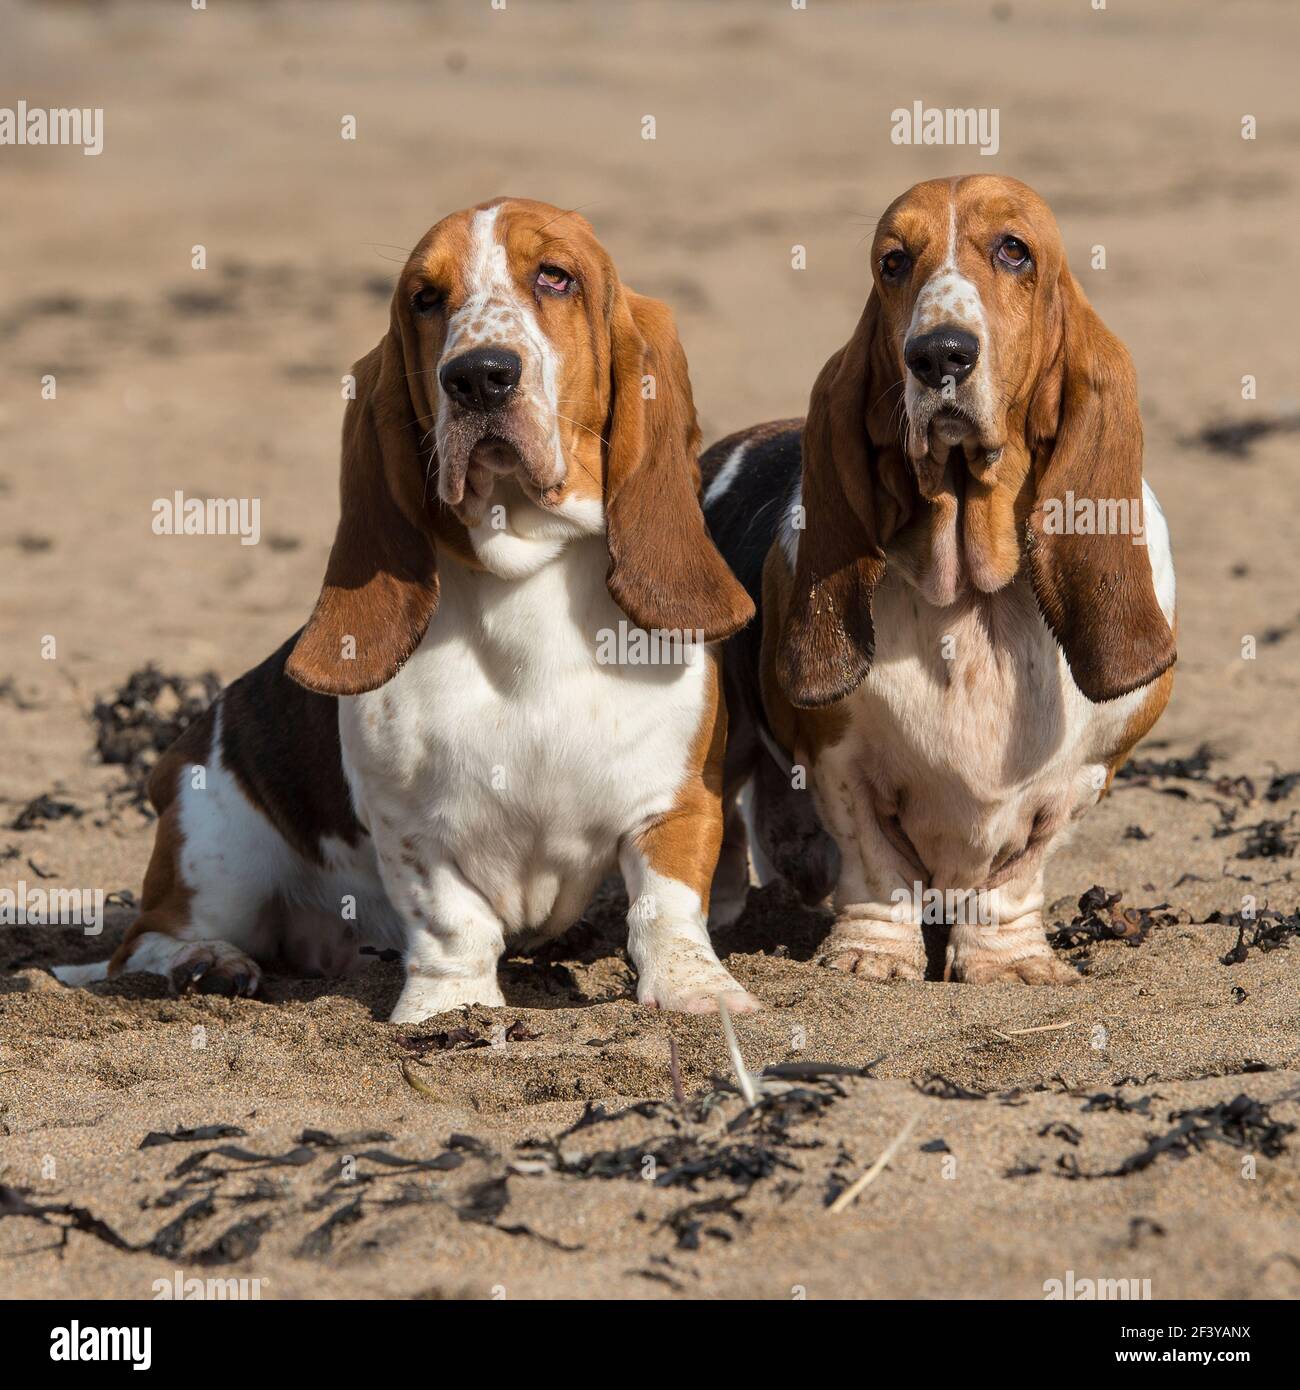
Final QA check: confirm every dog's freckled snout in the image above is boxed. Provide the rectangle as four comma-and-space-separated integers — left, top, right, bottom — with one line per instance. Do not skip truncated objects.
439, 347, 522, 412
904, 327, 980, 390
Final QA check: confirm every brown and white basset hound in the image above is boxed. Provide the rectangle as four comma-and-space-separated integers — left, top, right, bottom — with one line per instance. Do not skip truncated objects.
56, 198, 759, 1020
702, 175, 1176, 984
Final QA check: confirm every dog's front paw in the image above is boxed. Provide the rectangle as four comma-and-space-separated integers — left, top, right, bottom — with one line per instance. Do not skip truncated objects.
815, 922, 925, 982
950, 949, 1079, 986
818, 942, 924, 981
639, 980, 763, 1014
945, 924, 1078, 986
636, 946, 761, 1014
389, 972, 506, 1023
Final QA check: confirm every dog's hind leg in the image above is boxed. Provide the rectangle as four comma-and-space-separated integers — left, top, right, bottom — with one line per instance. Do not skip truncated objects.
56, 705, 292, 997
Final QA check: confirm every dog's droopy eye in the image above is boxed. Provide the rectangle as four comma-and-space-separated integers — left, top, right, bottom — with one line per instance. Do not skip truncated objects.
536, 265, 574, 295
411, 286, 444, 315
879, 249, 912, 282
996, 237, 1032, 271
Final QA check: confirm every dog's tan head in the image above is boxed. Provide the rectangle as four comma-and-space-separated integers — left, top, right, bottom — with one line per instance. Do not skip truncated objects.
286, 198, 752, 695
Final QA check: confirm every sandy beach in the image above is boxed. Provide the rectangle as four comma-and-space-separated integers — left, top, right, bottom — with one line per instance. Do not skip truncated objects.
2, 0, 1298, 1300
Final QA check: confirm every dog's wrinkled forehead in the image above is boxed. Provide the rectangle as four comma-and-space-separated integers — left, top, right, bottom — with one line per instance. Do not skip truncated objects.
875, 175, 1062, 333
404, 199, 606, 355
440, 204, 553, 362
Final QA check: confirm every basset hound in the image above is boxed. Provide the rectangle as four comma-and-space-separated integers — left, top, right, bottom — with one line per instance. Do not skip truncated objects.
702, 175, 1176, 984
56, 198, 759, 1020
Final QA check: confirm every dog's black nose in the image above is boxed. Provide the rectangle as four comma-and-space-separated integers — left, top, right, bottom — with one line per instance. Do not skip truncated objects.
439, 347, 522, 412
904, 328, 980, 391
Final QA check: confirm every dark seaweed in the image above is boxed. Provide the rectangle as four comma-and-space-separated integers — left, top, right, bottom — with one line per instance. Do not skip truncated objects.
140, 1124, 247, 1149
1186, 413, 1300, 459
1210, 906, 1300, 963
91, 664, 221, 790
914, 1074, 987, 1101
10, 794, 82, 831
0, 1184, 138, 1252
1066, 1094, 1294, 1179
1047, 886, 1177, 951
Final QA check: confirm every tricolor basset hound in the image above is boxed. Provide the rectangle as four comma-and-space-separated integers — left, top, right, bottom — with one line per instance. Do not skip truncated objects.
702, 175, 1176, 984
56, 199, 759, 1020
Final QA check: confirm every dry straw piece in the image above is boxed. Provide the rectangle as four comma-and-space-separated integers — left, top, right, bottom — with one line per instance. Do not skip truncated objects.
827, 1110, 923, 1215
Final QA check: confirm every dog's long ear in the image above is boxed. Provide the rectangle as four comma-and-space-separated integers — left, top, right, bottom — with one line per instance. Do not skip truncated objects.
286, 316, 438, 695
604, 289, 754, 642
1026, 271, 1175, 703
777, 295, 912, 708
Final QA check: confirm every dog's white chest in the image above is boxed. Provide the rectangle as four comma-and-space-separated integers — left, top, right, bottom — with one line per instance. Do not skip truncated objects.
856, 574, 1096, 790
816, 577, 1103, 889
339, 535, 708, 934
816, 483, 1175, 888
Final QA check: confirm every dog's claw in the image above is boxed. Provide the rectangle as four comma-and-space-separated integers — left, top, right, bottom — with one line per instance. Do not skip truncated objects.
168, 944, 261, 998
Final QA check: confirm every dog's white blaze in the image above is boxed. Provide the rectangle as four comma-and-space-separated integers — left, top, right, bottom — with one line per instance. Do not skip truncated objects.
438, 205, 566, 497
443, 206, 513, 354
903, 193, 994, 450
908, 196, 987, 339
